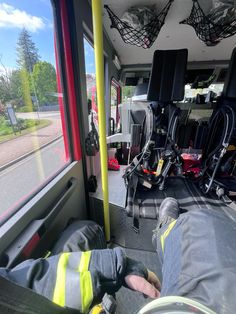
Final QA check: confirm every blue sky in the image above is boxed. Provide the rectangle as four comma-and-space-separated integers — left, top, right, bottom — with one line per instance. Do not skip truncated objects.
84, 38, 96, 74
0, 0, 95, 73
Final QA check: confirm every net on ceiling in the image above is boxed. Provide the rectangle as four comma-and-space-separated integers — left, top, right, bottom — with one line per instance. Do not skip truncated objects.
104, 1, 173, 49
180, 0, 236, 46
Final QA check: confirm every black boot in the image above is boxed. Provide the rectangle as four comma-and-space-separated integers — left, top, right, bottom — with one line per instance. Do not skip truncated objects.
152, 197, 180, 252
158, 197, 180, 227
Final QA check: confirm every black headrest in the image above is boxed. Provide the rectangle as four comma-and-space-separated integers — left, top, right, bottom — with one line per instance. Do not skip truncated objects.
147, 49, 188, 103
134, 83, 149, 96
223, 47, 236, 99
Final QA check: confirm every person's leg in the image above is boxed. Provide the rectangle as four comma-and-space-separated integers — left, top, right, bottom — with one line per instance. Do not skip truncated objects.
153, 200, 236, 313
52, 220, 107, 254
152, 197, 180, 264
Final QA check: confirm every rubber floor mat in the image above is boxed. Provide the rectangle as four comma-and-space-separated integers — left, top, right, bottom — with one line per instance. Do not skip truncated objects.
128, 176, 230, 219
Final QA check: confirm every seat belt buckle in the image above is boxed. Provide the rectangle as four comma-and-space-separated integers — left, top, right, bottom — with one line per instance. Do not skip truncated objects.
102, 293, 117, 314
90, 292, 117, 314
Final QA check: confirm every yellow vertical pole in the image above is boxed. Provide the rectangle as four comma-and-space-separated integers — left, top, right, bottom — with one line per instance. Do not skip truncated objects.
91, 0, 110, 241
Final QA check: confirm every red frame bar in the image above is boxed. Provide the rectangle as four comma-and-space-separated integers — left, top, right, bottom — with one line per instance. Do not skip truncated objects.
54, 35, 70, 161
59, 0, 82, 161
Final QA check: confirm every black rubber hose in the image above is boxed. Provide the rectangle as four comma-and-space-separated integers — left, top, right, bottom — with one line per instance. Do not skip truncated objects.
202, 105, 235, 194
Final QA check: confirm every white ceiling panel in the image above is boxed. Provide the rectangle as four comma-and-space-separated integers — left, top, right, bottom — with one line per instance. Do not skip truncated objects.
103, 0, 236, 65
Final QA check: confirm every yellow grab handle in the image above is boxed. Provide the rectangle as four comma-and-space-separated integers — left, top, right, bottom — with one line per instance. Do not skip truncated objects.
91, 0, 110, 241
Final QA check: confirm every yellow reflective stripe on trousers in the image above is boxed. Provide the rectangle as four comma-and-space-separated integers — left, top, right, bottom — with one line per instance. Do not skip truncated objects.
80, 271, 93, 313
161, 220, 177, 252
78, 251, 91, 272
53, 253, 71, 307
78, 251, 93, 313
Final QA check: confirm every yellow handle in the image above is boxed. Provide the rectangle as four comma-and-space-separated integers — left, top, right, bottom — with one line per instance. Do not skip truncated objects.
91, 0, 110, 241
90, 304, 104, 314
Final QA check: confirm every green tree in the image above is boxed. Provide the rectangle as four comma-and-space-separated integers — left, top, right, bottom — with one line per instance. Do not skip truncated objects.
0, 73, 11, 104
10, 70, 23, 100
0, 65, 21, 105
16, 28, 40, 72
20, 69, 33, 110
122, 86, 135, 101
32, 61, 57, 104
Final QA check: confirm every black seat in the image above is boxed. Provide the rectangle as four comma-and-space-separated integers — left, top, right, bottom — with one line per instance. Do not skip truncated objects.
147, 49, 187, 103
124, 49, 188, 231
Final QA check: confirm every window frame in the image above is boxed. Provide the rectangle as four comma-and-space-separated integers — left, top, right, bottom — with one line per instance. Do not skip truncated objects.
0, 0, 87, 228
110, 77, 121, 132
0, 0, 75, 225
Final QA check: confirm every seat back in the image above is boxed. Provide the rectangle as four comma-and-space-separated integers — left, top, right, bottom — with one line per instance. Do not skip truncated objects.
124, 50, 189, 228
147, 49, 188, 103
223, 47, 236, 101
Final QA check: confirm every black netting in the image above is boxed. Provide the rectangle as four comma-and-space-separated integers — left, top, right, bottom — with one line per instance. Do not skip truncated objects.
180, 0, 236, 46
104, 1, 173, 49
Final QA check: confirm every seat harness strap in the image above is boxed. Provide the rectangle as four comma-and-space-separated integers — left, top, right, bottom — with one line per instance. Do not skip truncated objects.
0, 275, 78, 314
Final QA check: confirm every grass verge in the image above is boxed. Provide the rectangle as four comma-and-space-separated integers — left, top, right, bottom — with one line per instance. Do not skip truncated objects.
0, 119, 51, 144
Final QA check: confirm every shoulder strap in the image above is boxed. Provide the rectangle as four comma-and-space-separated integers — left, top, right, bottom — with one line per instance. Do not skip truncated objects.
132, 197, 140, 233
0, 275, 79, 314
131, 175, 140, 233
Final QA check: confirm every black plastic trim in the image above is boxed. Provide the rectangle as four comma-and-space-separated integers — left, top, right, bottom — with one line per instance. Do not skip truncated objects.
61, 0, 90, 213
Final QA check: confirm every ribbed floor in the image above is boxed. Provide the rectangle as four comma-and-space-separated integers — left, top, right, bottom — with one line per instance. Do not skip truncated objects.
129, 176, 231, 219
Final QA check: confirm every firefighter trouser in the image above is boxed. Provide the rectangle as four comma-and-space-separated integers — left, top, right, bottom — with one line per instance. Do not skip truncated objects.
1, 220, 147, 313
153, 208, 236, 314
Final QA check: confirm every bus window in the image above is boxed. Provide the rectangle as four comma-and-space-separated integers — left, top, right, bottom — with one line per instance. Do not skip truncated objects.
83, 37, 98, 132
122, 85, 136, 102
0, 0, 70, 223
184, 83, 224, 100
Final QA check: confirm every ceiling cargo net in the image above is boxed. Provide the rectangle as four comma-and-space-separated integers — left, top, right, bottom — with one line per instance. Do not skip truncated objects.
104, 1, 174, 49
180, 0, 236, 46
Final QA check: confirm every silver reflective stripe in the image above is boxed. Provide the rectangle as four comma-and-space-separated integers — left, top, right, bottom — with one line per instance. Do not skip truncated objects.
65, 253, 82, 311
64, 252, 93, 312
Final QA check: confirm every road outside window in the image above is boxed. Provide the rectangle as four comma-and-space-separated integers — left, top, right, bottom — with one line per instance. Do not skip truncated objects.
0, 1, 70, 222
